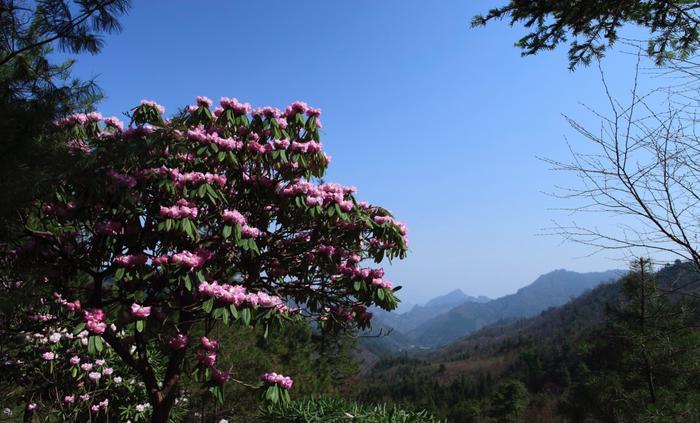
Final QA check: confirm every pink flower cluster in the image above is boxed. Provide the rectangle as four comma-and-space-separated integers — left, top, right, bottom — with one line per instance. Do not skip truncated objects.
114, 254, 148, 267
160, 199, 198, 219
222, 209, 246, 225
212, 368, 230, 384
261, 372, 293, 390
186, 127, 243, 151
198, 281, 289, 312
196, 350, 216, 367
103, 116, 124, 130
220, 97, 251, 114
289, 140, 322, 153
169, 249, 213, 269
222, 209, 261, 238
53, 112, 102, 127
83, 309, 106, 334
147, 166, 227, 188
200, 336, 218, 350
371, 278, 393, 289
196, 96, 212, 108
130, 303, 151, 319
280, 180, 355, 211
54, 292, 81, 311
168, 333, 189, 350
139, 99, 165, 114
90, 398, 109, 413
42, 202, 77, 219
338, 263, 392, 289
107, 170, 137, 188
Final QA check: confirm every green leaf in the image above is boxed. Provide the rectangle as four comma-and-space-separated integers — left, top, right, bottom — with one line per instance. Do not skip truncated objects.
353, 280, 362, 291
203, 298, 214, 313
136, 320, 145, 333
88, 336, 96, 355
377, 289, 385, 300
241, 307, 251, 326
223, 225, 232, 239
72, 322, 86, 334
229, 305, 239, 319
114, 267, 125, 281
265, 386, 279, 403
222, 307, 229, 325
184, 275, 193, 291
94, 336, 103, 352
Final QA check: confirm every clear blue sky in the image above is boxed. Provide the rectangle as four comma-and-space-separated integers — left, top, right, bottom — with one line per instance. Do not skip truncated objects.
65, 1, 663, 308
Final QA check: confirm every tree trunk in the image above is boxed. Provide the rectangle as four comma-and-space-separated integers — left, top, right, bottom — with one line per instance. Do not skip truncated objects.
151, 394, 176, 423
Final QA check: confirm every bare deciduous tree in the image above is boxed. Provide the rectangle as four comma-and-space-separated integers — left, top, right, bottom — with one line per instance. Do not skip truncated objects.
545, 53, 700, 274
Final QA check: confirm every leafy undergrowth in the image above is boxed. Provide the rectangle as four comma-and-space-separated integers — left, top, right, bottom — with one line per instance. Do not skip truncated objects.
260, 397, 444, 422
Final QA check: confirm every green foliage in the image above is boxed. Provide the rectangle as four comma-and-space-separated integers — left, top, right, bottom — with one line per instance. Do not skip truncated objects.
488, 380, 528, 422
0, 0, 130, 238
355, 261, 700, 422
260, 396, 444, 423
473, 1, 700, 69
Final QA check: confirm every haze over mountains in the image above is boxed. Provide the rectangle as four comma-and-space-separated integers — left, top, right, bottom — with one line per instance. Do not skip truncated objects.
363, 268, 623, 352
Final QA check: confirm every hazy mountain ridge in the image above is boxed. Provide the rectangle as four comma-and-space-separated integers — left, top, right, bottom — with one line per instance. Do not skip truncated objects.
363, 269, 623, 353
372, 289, 490, 334
408, 269, 622, 347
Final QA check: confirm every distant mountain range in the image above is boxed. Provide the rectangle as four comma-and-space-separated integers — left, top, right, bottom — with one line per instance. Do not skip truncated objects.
357, 261, 700, 421
361, 269, 623, 354
373, 289, 490, 333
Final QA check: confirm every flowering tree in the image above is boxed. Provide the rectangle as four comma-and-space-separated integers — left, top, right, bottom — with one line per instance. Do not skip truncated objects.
4, 97, 408, 421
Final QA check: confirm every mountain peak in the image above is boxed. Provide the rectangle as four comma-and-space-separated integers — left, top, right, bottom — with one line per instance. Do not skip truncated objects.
424, 289, 467, 308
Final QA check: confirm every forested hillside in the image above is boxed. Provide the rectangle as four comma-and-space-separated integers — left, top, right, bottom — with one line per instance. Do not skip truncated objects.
354, 262, 700, 421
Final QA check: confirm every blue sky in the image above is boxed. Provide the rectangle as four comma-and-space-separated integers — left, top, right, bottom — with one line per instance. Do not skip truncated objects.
65, 1, 664, 308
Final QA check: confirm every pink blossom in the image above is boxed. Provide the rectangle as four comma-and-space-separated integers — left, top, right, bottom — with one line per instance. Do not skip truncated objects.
103, 116, 124, 130
88, 371, 101, 382
27, 403, 37, 412
102, 367, 113, 376
64, 395, 75, 404
168, 333, 189, 350
240, 225, 261, 238
222, 209, 246, 225
159, 199, 198, 219
212, 368, 230, 384
83, 309, 106, 334
113, 254, 148, 267
196, 350, 216, 367
70, 356, 80, 365
200, 336, 218, 350
130, 303, 151, 319
220, 97, 251, 114
261, 372, 294, 390
107, 170, 137, 188
41, 351, 55, 361
196, 96, 212, 108
81, 363, 93, 372
95, 359, 105, 366
173, 248, 212, 268
140, 99, 165, 114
